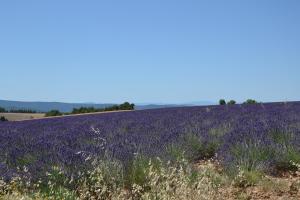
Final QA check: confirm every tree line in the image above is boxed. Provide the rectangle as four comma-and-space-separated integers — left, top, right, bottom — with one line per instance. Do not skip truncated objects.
219, 99, 258, 105
45, 102, 135, 117
0, 107, 37, 113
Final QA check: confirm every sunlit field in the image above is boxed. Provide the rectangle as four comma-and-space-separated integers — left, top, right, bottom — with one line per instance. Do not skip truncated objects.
1, 102, 300, 199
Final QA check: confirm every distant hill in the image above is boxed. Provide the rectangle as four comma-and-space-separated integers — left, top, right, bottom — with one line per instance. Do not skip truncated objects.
0, 100, 114, 113
135, 101, 214, 110
0, 100, 214, 113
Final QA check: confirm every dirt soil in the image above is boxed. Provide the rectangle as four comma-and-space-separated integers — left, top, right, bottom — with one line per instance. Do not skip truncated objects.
196, 160, 300, 200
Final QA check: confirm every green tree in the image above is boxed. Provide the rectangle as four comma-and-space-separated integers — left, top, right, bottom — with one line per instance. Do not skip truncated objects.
45, 110, 63, 117
0, 107, 6, 112
227, 100, 236, 105
219, 99, 226, 105
0, 116, 8, 121
244, 99, 257, 104
119, 102, 135, 110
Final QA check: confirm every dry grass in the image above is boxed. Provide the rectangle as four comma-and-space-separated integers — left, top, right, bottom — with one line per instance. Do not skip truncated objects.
0, 113, 45, 121
196, 160, 300, 200
0, 110, 133, 122
1, 159, 300, 200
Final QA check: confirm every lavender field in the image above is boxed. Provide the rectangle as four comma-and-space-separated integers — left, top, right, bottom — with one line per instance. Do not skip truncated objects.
1, 101, 300, 182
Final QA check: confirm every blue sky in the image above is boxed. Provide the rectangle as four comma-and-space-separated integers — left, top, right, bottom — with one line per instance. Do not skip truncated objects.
0, 0, 299, 104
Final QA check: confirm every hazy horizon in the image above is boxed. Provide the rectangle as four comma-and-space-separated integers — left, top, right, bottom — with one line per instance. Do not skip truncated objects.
0, 98, 215, 106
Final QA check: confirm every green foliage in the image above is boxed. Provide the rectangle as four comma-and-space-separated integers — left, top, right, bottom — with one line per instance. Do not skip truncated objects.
38, 166, 76, 200
270, 129, 292, 144
227, 100, 236, 105
169, 133, 222, 162
201, 141, 220, 159
182, 133, 204, 160
269, 130, 300, 172
0, 116, 8, 122
226, 130, 300, 176
219, 99, 226, 105
126, 154, 151, 188
119, 102, 135, 110
276, 148, 300, 172
234, 169, 263, 188
166, 144, 187, 163
244, 99, 257, 104
16, 154, 37, 167
71, 102, 135, 115
103, 105, 120, 112
166, 133, 206, 162
228, 139, 275, 176
45, 110, 63, 117
72, 106, 99, 114
9, 109, 37, 113
0, 107, 6, 113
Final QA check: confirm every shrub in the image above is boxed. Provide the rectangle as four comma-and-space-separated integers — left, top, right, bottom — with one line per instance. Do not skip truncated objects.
165, 133, 205, 162
181, 133, 204, 161
170, 133, 221, 162
268, 129, 300, 172
275, 148, 300, 172
126, 154, 152, 188
72, 107, 99, 114
219, 99, 226, 105
119, 102, 135, 110
234, 167, 263, 188
104, 105, 120, 111
227, 100, 236, 105
227, 139, 275, 177
166, 144, 187, 163
244, 99, 257, 104
0, 107, 6, 113
45, 110, 63, 117
201, 141, 221, 159
71, 102, 135, 115
0, 116, 8, 122
224, 130, 300, 176
39, 166, 76, 199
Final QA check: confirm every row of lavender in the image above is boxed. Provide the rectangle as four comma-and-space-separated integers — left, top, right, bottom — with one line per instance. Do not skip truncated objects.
1, 102, 300, 180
